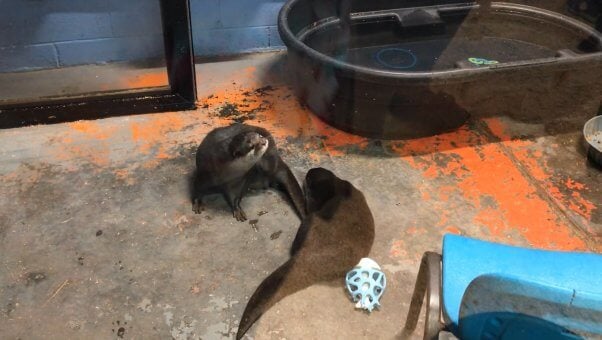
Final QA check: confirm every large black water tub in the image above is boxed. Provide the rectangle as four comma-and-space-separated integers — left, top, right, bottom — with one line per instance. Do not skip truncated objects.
278, 0, 602, 139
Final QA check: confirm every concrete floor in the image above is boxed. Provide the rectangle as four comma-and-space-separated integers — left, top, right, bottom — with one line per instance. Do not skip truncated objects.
0, 52, 600, 340
0, 61, 168, 104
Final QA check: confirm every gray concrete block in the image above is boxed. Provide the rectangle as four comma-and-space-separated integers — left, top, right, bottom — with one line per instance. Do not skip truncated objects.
0, 0, 288, 71
56, 36, 164, 67
268, 25, 285, 47
190, 0, 222, 30
109, 0, 163, 37
219, 0, 284, 28
33, 12, 113, 44
0, 2, 113, 46
193, 26, 271, 56
0, 44, 57, 72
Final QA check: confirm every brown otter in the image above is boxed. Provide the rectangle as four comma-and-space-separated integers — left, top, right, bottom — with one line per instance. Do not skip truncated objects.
192, 123, 306, 221
236, 167, 375, 339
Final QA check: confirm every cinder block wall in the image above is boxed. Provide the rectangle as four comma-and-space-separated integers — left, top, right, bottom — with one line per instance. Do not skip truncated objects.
0, 0, 286, 72
191, 0, 285, 56
0, 0, 582, 73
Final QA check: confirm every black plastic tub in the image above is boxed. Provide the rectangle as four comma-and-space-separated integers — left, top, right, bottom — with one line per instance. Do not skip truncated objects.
278, 0, 602, 139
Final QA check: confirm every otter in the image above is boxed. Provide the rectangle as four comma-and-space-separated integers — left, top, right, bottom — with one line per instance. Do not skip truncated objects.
236, 167, 375, 339
192, 123, 305, 221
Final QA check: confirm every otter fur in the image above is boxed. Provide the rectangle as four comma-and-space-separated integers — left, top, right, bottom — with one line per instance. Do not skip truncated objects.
236, 167, 375, 339
193, 123, 305, 221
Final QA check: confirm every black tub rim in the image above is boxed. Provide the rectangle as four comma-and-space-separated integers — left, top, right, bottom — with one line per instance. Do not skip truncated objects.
277, 1, 602, 83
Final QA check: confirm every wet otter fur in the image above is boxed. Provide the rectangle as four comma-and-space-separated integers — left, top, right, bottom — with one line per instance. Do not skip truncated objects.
236, 167, 375, 339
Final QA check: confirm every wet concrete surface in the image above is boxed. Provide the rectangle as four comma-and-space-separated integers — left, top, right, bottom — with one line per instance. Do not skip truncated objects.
0, 52, 600, 339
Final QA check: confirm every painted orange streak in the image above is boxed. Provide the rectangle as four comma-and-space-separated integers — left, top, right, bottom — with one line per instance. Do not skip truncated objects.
242, 66, 257, 80
513, 148, 550, 182
566, 178, 586, 190
406, 226, 419, 235
57, 144, 110, 168
389, 124, 484, 156
125, 71, 169, 88
389, 239, 409, 258
456, 143, 585, 250
445, 226, 462, 235
309, 118, 369, 157
484, 118, 597, 222
393, 119, 587, 251
438, 186, 457, 202
483, 117, 506, 140
68, 121, 117, 140
130, 114, 186, 155
258, 88, 314, 139
44, 121, 118, 168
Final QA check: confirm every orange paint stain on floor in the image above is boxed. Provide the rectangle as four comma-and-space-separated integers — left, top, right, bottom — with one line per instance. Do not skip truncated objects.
437, 186, 456, 202
484, 118, 598, 223
272, 92, 312, 126
113, 168, 136, 185
389, 234, 424, 263
455, 143, 586, 250
405, 226, 428, 236
130, 113, 186, 157
195, 82, 375, 158
201, 89, 248, 108
569, 198, 597, 221
1, 164, 47, 192
199, 82, 376, 156
68, 121, 117, 140
388, 125, 485, 181
389, 124, 485, 156
445, 226, 462, 235
42, 119, 154, 171
242, 66, 258, 83
566, 178, 586, 190
404, 152, 468, 180
197, 85, 316, 147
254, 88, 314, 140
389, 239, 410, 258
394, 118, 588, 251
57, 144, 111, 168
125, 71, 169, 89
512, 147, 551, 183
46, 122, 117, 169
308, 117, 370, 157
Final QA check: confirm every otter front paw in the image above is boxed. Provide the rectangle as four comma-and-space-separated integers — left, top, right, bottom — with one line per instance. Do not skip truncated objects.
192, 198, 203, 214
233, 207, 247, 222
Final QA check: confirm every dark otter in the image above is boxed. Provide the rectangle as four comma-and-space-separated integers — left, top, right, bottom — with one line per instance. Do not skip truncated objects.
192, 123, 306, 221
236, 167, 375, 339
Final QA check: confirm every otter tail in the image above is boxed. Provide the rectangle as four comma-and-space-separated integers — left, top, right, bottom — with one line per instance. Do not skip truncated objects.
273, 164, 306, 220
236, 258, 308, 339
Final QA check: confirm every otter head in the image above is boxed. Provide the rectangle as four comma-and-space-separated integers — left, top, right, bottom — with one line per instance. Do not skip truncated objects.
229, 132, 269, 159
304, 167, 351, 218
